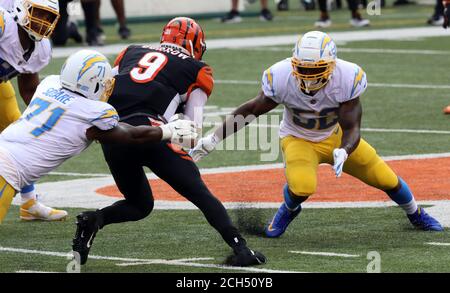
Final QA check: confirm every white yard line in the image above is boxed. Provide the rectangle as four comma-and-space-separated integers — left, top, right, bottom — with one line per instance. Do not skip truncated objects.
0, 246, 300, 273
115, 260, 304, 273
51, 27, 450, 59
216, 79, 450, 90
49, 171, 110, 177
426, 242, 450, 246
16, 270, 61, 273
237, 46, 450, 55
289, 251, 360, 258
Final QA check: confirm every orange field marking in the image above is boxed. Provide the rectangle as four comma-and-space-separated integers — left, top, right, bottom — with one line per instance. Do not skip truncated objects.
96, 157, 450, 202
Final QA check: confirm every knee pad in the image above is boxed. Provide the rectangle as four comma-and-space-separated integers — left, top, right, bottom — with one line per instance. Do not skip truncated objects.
288, 179, 316, 197
366, 157, 399, 191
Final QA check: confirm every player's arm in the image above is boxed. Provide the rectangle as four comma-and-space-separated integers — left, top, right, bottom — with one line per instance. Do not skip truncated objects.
332, 97, 362, 177
86, 120, 198, 145
17, 73, 40, 105
338, 97, 362, 154
189, 90, 278, 161
86, 123, 163, 144
214, 90, 278, 140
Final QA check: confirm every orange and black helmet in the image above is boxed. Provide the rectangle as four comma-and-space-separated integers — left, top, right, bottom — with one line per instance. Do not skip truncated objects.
160, 17, 206, 60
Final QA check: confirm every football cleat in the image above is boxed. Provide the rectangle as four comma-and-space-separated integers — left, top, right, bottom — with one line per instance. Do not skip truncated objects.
226, 246, 266, 267
407, 207, 444, 231
265, 203, 302, 238
427, 15, 444, 26
443, 105, 450, 114
20, 199, 67, 221
118, 26, 131, 40
221, 10, 242, 23
314, 18, 332, 28
259, 9, 273, 22
72, 211, 101, 265
350, 17, 370, 27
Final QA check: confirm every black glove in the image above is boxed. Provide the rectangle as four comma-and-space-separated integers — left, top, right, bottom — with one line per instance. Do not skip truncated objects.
225, 246, 267, 267
444, 4, 450, 29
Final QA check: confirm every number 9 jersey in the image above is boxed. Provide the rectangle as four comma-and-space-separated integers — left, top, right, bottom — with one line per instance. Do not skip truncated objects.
0, 75, 119, 190
262, 58, 367, 142
109, 44, 214, 124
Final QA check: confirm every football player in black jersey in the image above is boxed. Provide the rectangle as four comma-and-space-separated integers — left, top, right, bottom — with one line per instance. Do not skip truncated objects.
72, 17, 266, 268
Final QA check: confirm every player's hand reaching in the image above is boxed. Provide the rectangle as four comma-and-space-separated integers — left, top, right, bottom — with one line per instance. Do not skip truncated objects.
189, 133, 220, 162
444, 3, 450, 28
159, 116, 198, 148
332, 148, 348, 178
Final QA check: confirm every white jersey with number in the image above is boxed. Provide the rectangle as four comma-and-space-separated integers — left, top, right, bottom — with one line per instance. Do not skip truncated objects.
0, 75, 119, 190
0, 6, 52, 82
0, 0, 13, 10
261, 58, 367, 142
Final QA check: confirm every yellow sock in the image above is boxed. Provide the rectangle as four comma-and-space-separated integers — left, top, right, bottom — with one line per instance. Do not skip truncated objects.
0, 178, 16, 224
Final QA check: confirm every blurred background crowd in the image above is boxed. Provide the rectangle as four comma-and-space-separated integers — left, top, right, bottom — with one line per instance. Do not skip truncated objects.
49, 0, 447, 47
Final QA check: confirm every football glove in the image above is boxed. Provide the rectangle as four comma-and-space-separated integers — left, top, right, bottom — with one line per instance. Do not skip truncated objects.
189, 133, 220, 162
444, 4, 450, 29
332, 148, 348, 178
159, 116, 198, 148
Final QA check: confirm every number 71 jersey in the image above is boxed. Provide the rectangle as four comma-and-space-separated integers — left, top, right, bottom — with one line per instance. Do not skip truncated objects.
0, 75, 119, 189
262, 58, 367, 142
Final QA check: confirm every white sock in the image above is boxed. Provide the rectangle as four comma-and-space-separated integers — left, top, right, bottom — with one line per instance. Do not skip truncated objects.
21, 190, 37, 203
400, 200, 418, 215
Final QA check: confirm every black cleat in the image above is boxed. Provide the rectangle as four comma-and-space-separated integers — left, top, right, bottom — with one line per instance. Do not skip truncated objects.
72, 211, 101, 265
225, 246, 266, 267
277, 0, 288, 11
118, 26, 131, 40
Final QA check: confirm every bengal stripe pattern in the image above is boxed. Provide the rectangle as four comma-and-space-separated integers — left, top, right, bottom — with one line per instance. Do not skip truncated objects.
161, 17, 206, 60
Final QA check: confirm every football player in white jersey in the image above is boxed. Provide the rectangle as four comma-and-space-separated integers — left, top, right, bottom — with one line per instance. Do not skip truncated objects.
0, 49, 198, 223
0, 0, 65, 221
191, 31, 443, 237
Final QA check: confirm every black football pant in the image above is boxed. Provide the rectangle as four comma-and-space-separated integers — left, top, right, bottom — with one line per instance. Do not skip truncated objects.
99, 140, 246, 250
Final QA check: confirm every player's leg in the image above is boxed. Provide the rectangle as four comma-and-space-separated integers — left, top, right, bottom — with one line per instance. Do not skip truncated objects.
265, 136, 320, 238
98, 145, 154, 225
0, 177, 17, 224
145, 142, 265, 266
19, 183, 68, 221
73, 144, 154, 265
0, 81, 21, 132
0, 82, 66, 221
343, 139, 443, 231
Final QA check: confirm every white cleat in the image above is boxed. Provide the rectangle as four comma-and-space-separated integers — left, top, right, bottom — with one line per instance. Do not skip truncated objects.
20, 199, 68, 221
314, 19, 332, 28
350, 18, 370, 27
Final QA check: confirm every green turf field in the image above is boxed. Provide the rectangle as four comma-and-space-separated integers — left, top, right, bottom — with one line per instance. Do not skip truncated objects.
1, 207, 450, 273
1, 3, 450, 273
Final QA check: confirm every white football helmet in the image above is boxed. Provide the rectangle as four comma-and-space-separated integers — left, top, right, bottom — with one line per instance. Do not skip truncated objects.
291, 31, 337, 93
12, 0, 60, 41
60, 50, 115, 102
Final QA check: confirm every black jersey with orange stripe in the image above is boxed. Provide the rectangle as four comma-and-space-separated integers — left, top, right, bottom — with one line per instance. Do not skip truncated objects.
109, 44, 214, 123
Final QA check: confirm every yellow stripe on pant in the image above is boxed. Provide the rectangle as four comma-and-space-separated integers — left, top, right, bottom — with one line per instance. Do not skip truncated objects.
0, 81, 21, 132
0, 176, 16, 224
281, 126, 399, 197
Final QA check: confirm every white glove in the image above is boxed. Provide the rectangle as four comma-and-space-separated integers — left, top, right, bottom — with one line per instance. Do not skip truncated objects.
159, 117, 198, 148
332, 148, 348, 178
189, 133, 220, 162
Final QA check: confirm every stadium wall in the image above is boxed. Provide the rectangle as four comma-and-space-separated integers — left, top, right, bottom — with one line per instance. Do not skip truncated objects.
70, 0, 246, 24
